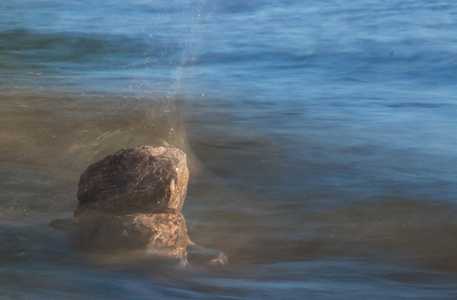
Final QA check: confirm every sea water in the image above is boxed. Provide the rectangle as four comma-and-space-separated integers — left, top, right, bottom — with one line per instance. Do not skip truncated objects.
1, 0, 457, 299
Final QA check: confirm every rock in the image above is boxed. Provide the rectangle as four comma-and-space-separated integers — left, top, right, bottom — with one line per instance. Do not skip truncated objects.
73, 146, 191, 259
187, 245, 229, 267
49, 217, 79, 231
97, 213, 189, 259
75, 146, 189, 216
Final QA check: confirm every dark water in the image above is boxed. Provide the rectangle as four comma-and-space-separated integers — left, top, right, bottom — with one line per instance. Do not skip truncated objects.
1, 0, 457, 298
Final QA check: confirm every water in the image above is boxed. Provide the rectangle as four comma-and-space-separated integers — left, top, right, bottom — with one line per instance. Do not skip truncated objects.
1, 0, 457, 298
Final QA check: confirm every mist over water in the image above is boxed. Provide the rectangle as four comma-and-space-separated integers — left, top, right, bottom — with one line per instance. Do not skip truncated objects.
1, 0, 457, 298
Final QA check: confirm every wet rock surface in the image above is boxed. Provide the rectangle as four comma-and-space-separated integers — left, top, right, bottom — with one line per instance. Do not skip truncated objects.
96, 213, 189, 258
75, 146, 189, 216
73, 146, 191, 259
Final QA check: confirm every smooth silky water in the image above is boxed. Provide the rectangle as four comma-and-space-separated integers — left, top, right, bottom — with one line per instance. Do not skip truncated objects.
1, 0, 457, 299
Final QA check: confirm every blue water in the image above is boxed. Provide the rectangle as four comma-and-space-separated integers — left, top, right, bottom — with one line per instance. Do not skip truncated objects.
1, 0, 457, 299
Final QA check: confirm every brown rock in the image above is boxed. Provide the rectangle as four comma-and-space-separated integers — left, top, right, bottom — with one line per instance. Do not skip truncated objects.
96, 213, 189, 258
72, 146, 192, 260
75, 146, 189, 216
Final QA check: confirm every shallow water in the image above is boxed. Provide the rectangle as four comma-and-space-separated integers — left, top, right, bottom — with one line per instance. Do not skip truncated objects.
1, 0, 457, 299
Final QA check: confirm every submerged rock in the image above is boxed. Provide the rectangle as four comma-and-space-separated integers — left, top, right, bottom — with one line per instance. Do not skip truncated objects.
73, 146, 190, 259
97, 213, 189, 259
50, 145, 227, 265
187, 245, 228, 267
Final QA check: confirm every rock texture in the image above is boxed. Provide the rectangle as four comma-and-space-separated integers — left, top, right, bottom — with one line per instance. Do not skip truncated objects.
97, 213, 189, 258
74, 146, 190, 259
75, 146, 189, 216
